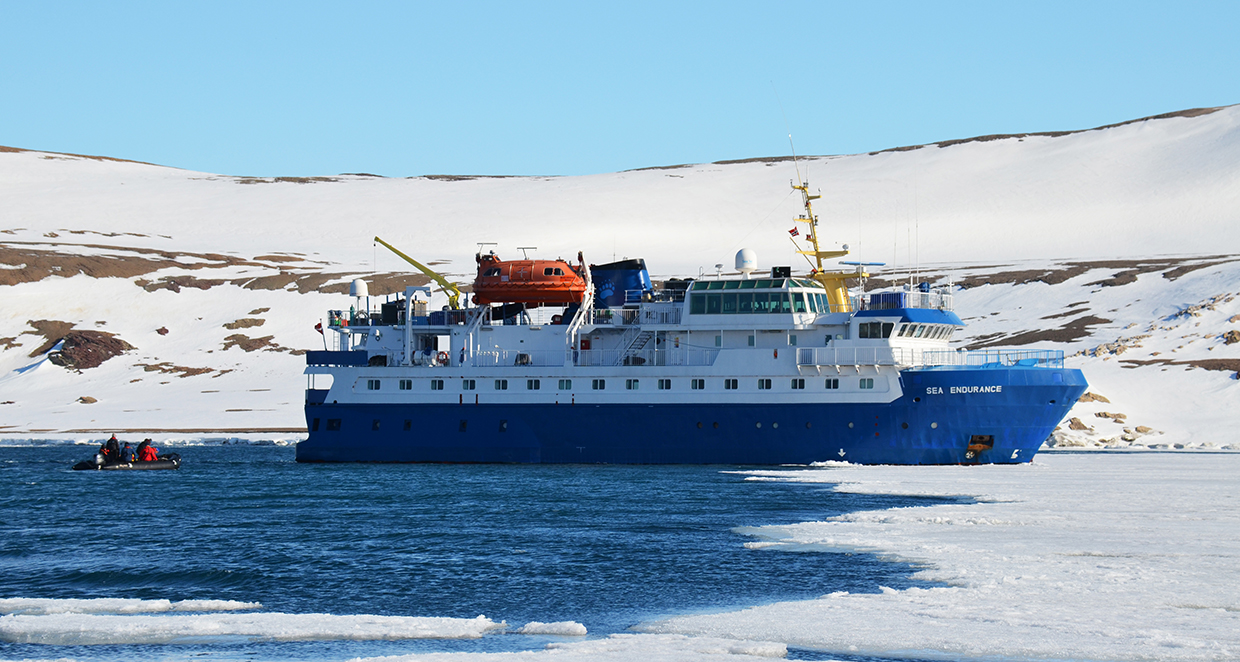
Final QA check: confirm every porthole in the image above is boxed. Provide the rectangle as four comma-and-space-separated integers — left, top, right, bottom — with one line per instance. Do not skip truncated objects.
931, 422, 938, 429
848, 422, 854, 428
901, 422, 909, 429
772, 422, 778, 429
713, 422, 719, 429
697, 422, 703, 429
914, 397, 921, 402
756, 422, 762, 429
806, 422, 812, 429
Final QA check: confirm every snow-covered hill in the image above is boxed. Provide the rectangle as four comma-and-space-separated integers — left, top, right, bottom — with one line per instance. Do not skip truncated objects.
2, 106, 1239, 445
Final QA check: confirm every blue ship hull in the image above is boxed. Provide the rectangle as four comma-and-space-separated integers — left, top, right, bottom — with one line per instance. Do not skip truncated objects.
297, 366, 1087, 465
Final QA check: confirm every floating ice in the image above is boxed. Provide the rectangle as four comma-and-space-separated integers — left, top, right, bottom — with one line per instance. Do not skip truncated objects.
0, 612, 503, 645
0, 597, 261, 616
514, 620, 587, 636
352, 633, 787, 661
645, 454, 1240, 661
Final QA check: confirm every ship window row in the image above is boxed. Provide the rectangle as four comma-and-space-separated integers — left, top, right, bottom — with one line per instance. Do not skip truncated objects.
361, 377, 876, 392
896, 323, 955, 339
690, 291, 827, 315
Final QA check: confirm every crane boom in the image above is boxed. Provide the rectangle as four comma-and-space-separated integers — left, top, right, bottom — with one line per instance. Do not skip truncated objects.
373, 236, 462, 310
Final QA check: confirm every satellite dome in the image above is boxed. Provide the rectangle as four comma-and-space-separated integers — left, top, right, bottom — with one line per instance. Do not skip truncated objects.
735, 248, 757, 276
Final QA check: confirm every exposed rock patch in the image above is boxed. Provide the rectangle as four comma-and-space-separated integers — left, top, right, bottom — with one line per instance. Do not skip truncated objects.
224, 318, 266, 330
156, 327, 169, 336
1222, 330, 1240, 345
1078, 392, 1111, 403
78, 396, 97, 404
24, 320, 78, 356
135, 362, 215, 377
48, 331, 135, 370
969, 315, 1111, 349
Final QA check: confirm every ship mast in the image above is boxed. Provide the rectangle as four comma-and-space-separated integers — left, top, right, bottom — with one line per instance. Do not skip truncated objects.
790, 180, 863, 313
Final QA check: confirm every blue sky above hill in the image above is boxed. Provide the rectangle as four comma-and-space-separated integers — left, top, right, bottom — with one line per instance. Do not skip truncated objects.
2, 1, 1237, 177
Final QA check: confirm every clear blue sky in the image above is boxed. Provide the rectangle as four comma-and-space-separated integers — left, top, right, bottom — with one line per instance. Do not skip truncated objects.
2, 1, 1237, 177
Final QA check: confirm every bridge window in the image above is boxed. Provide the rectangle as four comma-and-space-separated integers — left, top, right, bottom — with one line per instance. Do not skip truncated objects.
792, 293, 807, 313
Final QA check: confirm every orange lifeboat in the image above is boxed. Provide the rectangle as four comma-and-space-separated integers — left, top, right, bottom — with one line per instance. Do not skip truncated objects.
472, 251, 588, 306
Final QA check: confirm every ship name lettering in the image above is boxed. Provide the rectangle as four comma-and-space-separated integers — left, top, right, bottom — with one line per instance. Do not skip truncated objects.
948, 385, 1003, 394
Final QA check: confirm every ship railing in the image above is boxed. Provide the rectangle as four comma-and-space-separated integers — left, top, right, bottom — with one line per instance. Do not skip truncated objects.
902, 348, 1065, 369
857, 290, 955, 312
590, 304, 682, 326
574, 348, 720, 367
471, 348, 567, 368
796, 347, 897, 367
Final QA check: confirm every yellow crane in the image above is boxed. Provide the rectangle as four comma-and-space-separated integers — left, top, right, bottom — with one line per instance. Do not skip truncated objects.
373, 236, 463, 310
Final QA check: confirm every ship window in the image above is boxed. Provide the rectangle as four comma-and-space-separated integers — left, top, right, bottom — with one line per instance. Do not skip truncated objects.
860, 377, 875, 389
691, 378, 705, 390
715, 335, 722, 347
592, 379, 606, 390
789, 334, 797, 346
404, 419, 412, 431
558, 379, 572, 390
499, 420, 508, 432
739, 279, 758, 289
367, 379, 380, 390
755, 279, 774, 288
724, 378, 738, 390
527, 379, 540, 390
372, 419, 381, 431
722, 292, 738, 314
462, 379, 476, 390
706, 281, 725, 290
543, 267, 554, 276
706, 294, 722, 314
771, 279, 786, 288
658, 379, 671, 390
899, 324, 913, 337
430, 379, 444, 390
807, 293, 818, 313
494, 379, 508, 390
723, 280, 741, 290
882, 323, 894, 338
626, 379, 639, 390
311, 418, 320, 431
753, 292, 771, 313
915, 325, 927, 338
819, 293, 830, 312
777, 294, 793, 314
483, 268, 501, 277
690, 293, 706, 314
825, 378, 839, 389
793, 293, 808, 313
459, 420, 467, 432
399, 379, 412, 390
326, 418, 341, 431
738, 292, 754, 313
748, 335, 755, 346
757, 378, 772, 390
791, 378, 805, 390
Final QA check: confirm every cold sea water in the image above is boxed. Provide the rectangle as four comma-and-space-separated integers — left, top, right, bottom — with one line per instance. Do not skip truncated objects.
0, 441, 950, 661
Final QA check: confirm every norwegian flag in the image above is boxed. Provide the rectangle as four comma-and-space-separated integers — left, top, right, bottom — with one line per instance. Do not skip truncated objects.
788, 227, 799, 237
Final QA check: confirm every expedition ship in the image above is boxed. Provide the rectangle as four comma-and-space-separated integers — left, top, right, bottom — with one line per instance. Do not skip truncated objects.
296, 182, 1087, 465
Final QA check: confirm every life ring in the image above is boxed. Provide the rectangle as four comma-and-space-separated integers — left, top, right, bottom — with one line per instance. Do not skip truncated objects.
437, 351, 450, 364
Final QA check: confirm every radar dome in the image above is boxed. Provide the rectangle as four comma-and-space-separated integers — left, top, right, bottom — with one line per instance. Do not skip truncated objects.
350, 278, 369, 298
735, 248, 757, 276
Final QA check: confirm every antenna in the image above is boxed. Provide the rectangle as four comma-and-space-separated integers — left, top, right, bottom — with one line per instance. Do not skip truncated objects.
476, 241, 497, 255
517, 246, 536, 259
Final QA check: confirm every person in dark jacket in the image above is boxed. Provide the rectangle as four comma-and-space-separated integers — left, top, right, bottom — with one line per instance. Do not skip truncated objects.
100, 435, 121, 465
121, 442, 134, 463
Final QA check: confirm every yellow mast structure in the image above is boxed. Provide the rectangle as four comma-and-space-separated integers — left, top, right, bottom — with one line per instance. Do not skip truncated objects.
373, 236, 463, 310
790, 181, 863, 312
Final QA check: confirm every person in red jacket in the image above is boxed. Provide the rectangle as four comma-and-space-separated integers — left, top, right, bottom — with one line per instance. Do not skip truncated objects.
136, 439, 159, 462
